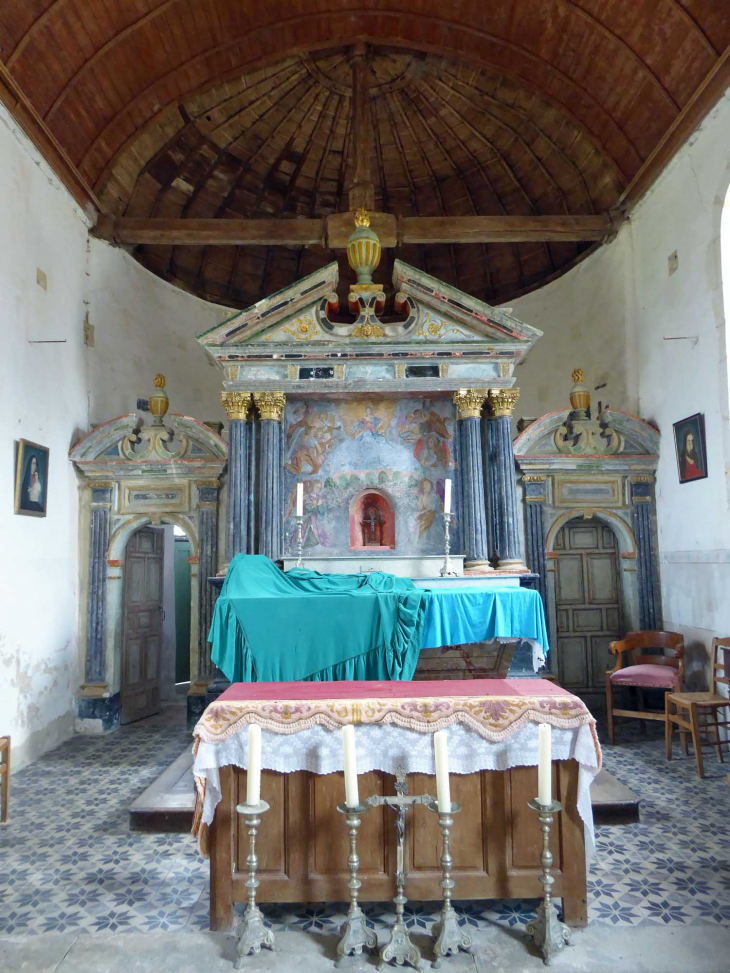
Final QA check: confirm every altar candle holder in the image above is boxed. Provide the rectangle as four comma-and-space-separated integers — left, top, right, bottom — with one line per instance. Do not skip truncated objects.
234, 800, 275, 967
295, 514, 304, 568
426, 800, 473, 967
526, 798, 572, 966
440, 513, 458, 578
335, 802, 377, 968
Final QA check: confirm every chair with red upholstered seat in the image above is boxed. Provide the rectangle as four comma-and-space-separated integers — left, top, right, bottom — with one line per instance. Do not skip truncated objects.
605, 631, 685, 744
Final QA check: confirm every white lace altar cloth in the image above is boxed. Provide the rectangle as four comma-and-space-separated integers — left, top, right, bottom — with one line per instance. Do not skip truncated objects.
193, 720, 599, 858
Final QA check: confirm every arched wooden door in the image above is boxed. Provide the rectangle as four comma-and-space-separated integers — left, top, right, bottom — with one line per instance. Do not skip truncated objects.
554, 517, 622, 705
121, 526, 164, 724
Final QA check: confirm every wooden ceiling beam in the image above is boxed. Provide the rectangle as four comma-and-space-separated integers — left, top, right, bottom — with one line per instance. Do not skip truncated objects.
93, 212, 614, 247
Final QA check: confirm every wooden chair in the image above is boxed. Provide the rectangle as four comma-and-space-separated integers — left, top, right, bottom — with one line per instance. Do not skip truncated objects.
666, 637, 730, 778
605, 631, 685, 744
0, 736, 9, 824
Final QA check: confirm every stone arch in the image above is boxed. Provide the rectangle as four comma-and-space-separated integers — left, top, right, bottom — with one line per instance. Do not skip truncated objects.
545, 507, 636, 557
104, 513, 201, 716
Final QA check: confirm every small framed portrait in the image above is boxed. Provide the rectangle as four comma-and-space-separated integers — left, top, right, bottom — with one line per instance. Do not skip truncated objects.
673, 413, 708, 484
14, 439, 50, 517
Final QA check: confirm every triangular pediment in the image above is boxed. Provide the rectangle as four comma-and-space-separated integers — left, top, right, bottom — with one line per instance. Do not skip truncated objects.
197, 263, 339, 348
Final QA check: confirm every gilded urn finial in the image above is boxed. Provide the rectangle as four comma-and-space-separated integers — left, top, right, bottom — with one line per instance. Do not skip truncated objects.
149, 373, 170, 424
347, 209, 381, 287
569, 368, 590, 419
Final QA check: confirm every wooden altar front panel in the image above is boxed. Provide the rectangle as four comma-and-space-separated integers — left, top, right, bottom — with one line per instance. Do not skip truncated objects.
209, 761, 587, 932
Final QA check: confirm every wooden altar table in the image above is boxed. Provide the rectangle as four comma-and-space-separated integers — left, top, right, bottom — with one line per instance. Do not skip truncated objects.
193, 679, 600, 932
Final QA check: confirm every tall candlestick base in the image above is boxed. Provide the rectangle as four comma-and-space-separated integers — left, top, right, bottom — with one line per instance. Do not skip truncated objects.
426, 801, 472, 967
440, 513, 458, 578
234, 801, 275, 967
526, 798, 572, 966
295, 514, 304, 568
367, 774, 434, 972
336, 802, 377, 968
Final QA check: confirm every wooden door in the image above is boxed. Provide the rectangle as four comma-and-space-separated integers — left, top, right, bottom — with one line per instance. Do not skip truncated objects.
121, 527, 164, 724
554, 518, 621, 701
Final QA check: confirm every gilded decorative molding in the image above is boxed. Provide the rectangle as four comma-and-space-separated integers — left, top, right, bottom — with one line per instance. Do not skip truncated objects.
149, 373, 170, 425
499, 361, 511, 377
197, 480, 220, 489
488, 388, 520, 418
254, 391, 286, 422
221, 391, 252, 421
352, 322, 385, 338
453, 389, 488, 420
523, 474, 547, 482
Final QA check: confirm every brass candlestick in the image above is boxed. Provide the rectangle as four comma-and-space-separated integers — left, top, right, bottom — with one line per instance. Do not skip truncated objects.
234, 800, 275, 967
426, 801, 472, 967
440, 513, 458, 577
295, 514, 304, 568
526, 798, 572, 966
336, 802, 377, 967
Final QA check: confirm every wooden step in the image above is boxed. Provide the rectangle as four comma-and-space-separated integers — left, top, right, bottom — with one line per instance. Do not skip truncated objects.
129, 749, 195, 833
590, 768, 641, 824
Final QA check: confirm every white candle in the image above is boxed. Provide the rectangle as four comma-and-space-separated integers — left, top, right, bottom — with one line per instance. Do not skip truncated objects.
537, 723, 552, 807
443, 478, 452, 516
342, 724, 359, 808
247, 723, 262, 807
434, 729, 451, 813
296, 482, 304, 517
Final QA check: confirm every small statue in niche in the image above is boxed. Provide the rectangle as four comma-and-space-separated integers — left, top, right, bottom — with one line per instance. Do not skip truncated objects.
362, 503, 385, 547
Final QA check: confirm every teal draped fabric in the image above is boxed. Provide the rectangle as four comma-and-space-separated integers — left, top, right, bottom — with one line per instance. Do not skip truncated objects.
420, 586, 549, 651
210, 555, 427, 683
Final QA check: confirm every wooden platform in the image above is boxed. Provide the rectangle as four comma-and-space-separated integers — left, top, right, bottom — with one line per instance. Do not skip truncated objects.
129, 750, 195, 833
129, 753, 640, 834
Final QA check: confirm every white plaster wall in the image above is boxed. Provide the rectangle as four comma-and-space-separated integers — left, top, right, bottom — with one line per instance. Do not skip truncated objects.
85, 241, 228, 425
629, 91, 730, 686
511, 230, 635, 422
0, 107, 90, 769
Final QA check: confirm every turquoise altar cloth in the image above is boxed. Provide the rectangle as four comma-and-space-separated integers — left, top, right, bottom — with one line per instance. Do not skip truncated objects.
210, 556, 549, 684
210, 555, 427, 683
420, 586, 548, 652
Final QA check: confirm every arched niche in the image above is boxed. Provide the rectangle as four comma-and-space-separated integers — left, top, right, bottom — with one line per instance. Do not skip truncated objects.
349, 488, 396, 550
70, 412, 227, 730
515, 407, 660, 705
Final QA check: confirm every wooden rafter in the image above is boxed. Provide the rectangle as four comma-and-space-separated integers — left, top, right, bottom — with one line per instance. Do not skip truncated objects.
94, 213, 614, 247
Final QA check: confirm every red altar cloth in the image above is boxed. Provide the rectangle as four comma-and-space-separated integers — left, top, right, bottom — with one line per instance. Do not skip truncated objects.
216, 677, 569, 702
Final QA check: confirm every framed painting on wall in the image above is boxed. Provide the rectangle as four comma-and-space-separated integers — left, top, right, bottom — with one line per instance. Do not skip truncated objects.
673, 413, 707, 484
14, 439, 50, 517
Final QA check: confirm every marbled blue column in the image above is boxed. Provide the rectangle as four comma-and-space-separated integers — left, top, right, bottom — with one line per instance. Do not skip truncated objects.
226, 418, 250, 561
85, 484, 112, 684
197, 483, 219, 684
631, 479, 662, 630
255, 392, 285, 561
258, 420, 283, 560
486, 390, 527, 570
455, 406, 489, 567
524, 477, 548, 619
247, 414, 257, 554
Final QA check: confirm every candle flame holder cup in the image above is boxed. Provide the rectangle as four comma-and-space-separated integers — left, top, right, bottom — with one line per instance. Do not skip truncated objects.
440, 513, 458, 578
234, 800, 275, 967
335, 802, 377, 967
426, 801, 472, 967
526, 798, 572, 966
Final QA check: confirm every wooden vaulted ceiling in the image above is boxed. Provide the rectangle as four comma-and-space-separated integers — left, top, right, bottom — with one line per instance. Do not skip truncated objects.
1, 2, 729, 309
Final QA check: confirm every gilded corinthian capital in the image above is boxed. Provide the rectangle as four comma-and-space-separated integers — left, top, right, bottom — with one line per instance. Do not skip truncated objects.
488, 388, 520, 418
254, 391, 286, 422
453, 389, 489, 420
220, 391, 252, 421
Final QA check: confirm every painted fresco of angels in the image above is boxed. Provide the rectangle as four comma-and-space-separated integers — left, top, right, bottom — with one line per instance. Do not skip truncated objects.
285, 403, 341, 475
413, 476, 445, 539
399, 400, 454, 469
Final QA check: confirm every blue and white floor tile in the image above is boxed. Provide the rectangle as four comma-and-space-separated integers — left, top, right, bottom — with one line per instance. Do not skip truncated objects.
1, 709, 729, 940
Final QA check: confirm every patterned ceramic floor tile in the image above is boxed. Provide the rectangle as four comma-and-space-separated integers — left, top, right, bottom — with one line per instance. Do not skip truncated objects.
1, 706, 729, 939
